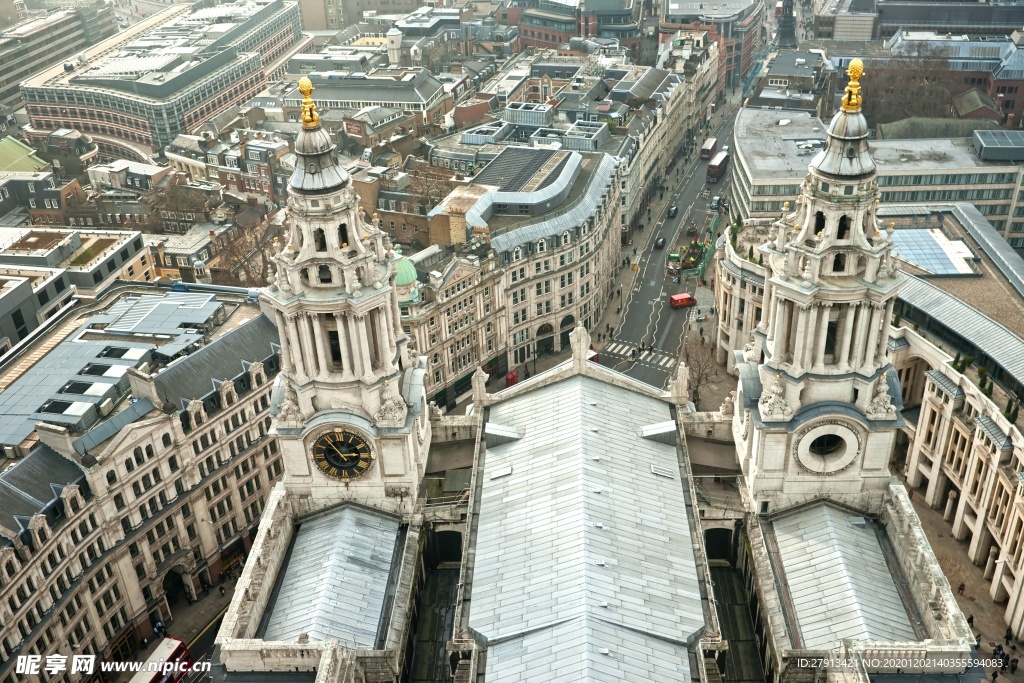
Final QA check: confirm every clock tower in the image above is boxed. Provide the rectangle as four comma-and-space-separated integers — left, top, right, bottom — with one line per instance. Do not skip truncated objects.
735, 60, 904, 511
261, 78, 430, 514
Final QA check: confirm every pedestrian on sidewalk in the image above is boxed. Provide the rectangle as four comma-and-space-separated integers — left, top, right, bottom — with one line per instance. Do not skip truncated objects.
1011, 658, 1018, 673
968, 615, 975, 627
220, 586, 226, 597
1007, 627, 1014, 645
958, 582, 966, 595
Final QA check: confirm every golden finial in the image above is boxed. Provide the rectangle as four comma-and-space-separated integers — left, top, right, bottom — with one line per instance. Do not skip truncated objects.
841, 58, 865, 112
298, 77, 320, 129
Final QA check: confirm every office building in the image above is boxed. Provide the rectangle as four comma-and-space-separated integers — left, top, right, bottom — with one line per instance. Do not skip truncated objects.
0, 1, 115, 111
0, 290, 283, 682
21, 0, 301, 159
732, 106, 1024, 241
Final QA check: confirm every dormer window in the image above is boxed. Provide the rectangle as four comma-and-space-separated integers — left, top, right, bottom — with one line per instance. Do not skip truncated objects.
513, 247, 522, 261
562, 231, 571, 246
537, 239, 546, 253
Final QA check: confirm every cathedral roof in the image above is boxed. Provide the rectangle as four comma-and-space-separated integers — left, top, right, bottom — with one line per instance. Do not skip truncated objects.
288, 77, 350, 194
810, 58, 876, 179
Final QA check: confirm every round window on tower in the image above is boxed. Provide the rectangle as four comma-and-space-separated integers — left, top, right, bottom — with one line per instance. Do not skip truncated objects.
809, 433, 844, 456
795, 422, 861, 474
846, 147, 856, 159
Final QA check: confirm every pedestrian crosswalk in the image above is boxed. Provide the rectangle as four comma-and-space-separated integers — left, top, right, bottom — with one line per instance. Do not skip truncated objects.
601, 341, 677, 368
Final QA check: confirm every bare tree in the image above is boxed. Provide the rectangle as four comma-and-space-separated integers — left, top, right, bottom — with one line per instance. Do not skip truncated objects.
141, 180, 214, 234
209, 216, 276, 287
683, 335, 718, 409
863, 44, 966, 125
407, 168, 453, 211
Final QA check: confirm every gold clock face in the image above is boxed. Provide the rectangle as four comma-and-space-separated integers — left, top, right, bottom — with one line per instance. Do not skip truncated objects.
310, 429, 374, 481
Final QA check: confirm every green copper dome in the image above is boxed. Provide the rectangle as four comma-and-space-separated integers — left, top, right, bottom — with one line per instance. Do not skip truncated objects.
394, 247, 417, 287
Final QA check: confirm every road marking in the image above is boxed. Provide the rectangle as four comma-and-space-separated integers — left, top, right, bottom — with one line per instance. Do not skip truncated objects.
188, 604, 230, 648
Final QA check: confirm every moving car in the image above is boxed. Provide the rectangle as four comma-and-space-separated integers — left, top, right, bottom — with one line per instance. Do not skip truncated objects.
710, 196, 721, 211
655, 237, 666, 249
668, 206, 678, 217
670, 293, 696, 308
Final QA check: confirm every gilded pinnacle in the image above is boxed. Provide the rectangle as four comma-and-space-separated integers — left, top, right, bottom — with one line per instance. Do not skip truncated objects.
298, 77, 320, 129
841, 58, 865, 112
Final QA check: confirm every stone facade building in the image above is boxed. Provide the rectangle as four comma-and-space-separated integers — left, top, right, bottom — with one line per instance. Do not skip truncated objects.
0, 291, 283, 683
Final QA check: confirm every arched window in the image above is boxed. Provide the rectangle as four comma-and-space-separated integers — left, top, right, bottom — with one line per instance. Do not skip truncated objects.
339, 223, 348, 246
106, 471, 116, 485
162, 433, 172, 448
537, 239, 546, 253
300, 268, 310, 284
313, 228, 327, 252
125, 459, 134, 473
814, 211, 826, 234
133, 447, 144, 466
145, 445, 154, 460
837, 215, 850, 240
318, 265, 332, 283
833, 253, 847, 272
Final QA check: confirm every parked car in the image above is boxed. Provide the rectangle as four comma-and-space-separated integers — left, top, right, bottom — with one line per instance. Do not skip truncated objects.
710, 196, 721, 211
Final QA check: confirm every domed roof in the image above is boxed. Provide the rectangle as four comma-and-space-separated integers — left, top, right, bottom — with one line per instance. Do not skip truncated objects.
394, 251, 417, 286
289, 77, 350, 194
810, 58, 875, 179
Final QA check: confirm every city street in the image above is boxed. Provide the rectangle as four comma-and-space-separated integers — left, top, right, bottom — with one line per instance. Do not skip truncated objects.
602, 103, 740, 389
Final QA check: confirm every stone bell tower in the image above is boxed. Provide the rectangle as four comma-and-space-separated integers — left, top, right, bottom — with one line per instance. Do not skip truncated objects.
735, 60, 904, 512
261, 77, 429, 513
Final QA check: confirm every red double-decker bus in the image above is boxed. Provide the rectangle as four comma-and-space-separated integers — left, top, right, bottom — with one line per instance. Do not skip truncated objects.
129, 638, 192, 683
707, 151, 730, 183
701, 137, 718, 159
775, 1, 784, 17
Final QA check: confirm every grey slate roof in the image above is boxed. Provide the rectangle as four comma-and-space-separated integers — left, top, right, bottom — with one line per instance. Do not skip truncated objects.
262, 506, 401, 645
152, 314, 278, 407
900, 276, 1024, 388
976, 415, 1011, 449
469, 375, 704, 683
924, 370, 965, 399
0, 445, 84, 542
488, 154, 618, 253
771, 504, 918, 649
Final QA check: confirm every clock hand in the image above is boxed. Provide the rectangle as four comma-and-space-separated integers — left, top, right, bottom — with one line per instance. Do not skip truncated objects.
328, 442, 354, 461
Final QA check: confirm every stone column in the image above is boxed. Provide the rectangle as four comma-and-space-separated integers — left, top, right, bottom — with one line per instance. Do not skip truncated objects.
274, 310, 293, 375
390, 278, 403, 330
310, 313, 330, 378
356, 313, 376, 383
302, 314, 321, 376
863, 302, 884, 369
837, 303, 856, 371
850, 304, 867, 372
286, 314, 306, 378
792, 303, 811, 370
876, 297, 896, 364
813, 303, 831, 369
344, 313, 365, 380
378, 307, 395, 373
760, 278, 773, 331
333, 313, 355, 381
773, 298, 789, 358
944, 490, 958, 522
985, 546, 999, 581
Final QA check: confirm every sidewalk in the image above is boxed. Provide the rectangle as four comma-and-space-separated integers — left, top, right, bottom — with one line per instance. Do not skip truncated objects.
907, 481, 1024, 682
